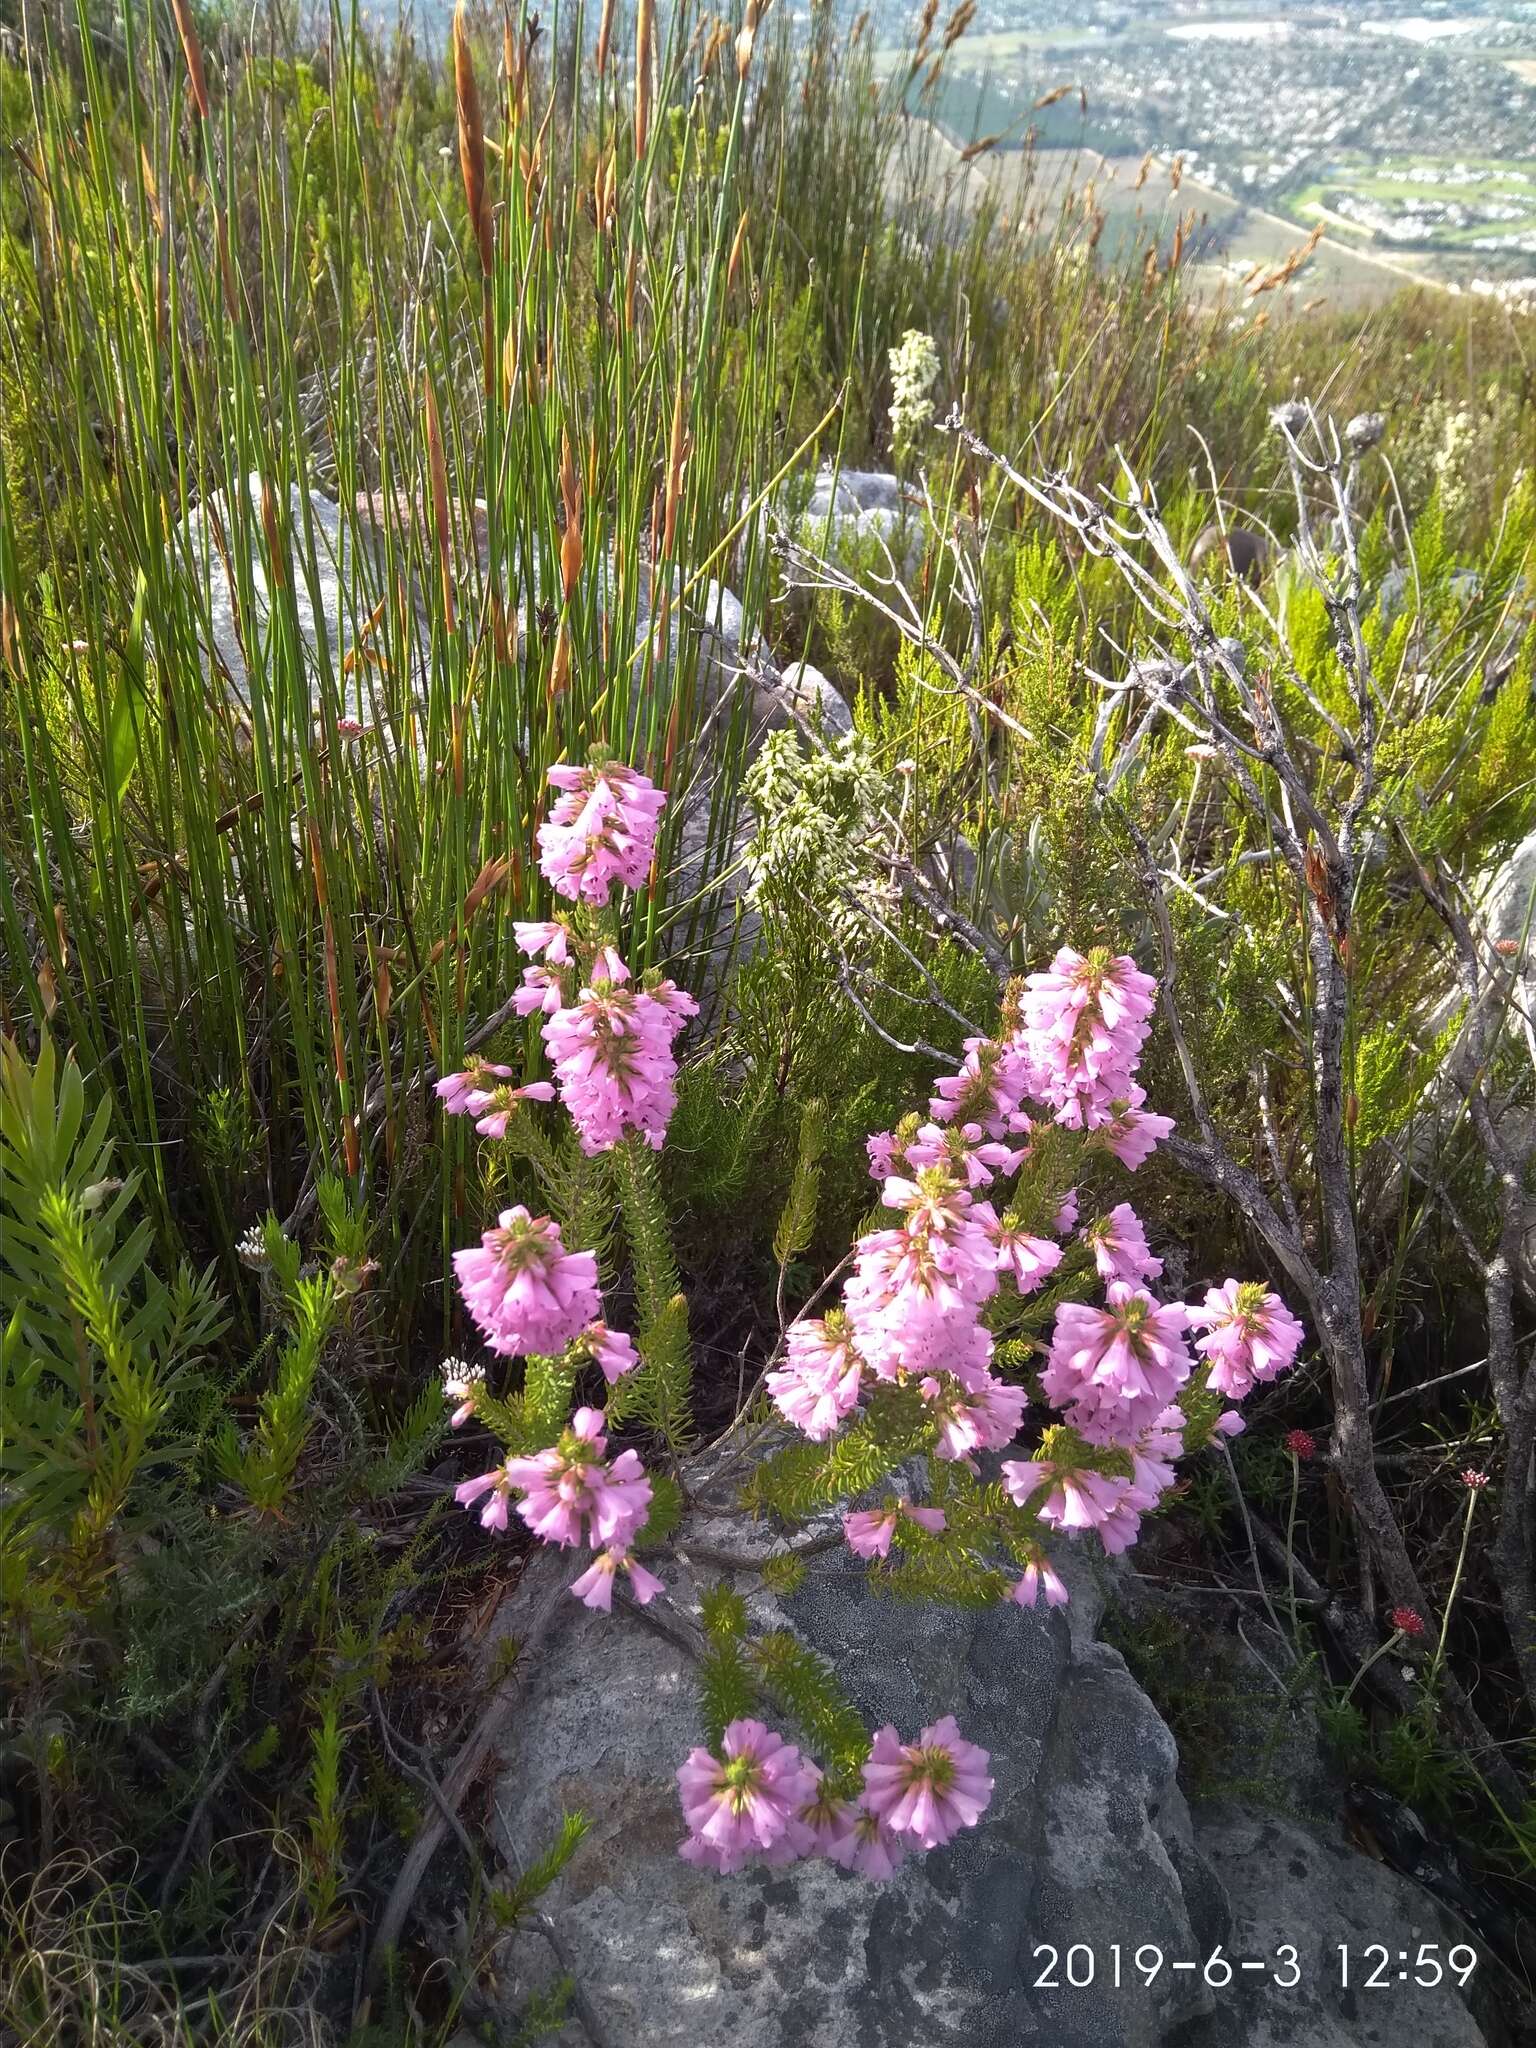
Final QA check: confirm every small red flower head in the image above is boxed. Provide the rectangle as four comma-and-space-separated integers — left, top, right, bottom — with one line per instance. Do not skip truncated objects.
1390, 1605, 1426, 1640
1284, 1429, 1316, 1460
1461, 1469, 1490, 1490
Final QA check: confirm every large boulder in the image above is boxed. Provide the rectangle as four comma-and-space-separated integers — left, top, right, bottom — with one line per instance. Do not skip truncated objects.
484, 1520, 1499, 2046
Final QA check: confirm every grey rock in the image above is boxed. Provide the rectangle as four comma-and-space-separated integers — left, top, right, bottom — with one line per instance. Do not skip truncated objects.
805, 469, 905, 519
489, 1536, 1229, 2047
174, 475, 394, 725
1195, 1804, 1489, 2047
779, 660, 853, 737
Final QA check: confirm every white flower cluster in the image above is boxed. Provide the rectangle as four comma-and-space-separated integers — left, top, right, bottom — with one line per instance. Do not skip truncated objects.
743, 729, 894, 939
888, 328, 940, 461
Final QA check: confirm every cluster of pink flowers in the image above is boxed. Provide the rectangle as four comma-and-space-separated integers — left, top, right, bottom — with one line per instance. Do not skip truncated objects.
541, 975, 698, 1153
765, 943, 1305, 1603
676, 1715, 992, 1875
1189, 1280, 1305, 1400
437, 826, 1308, 1893
453, 1207, 600, 1359
536, 759, 667, 904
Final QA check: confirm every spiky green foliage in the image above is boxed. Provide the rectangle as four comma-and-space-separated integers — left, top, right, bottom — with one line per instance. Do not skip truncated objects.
697, 1581, 760, 1746
750, 1631, 869, 1786
608, 1138, 693, 1447
492, 1810, 594, 1928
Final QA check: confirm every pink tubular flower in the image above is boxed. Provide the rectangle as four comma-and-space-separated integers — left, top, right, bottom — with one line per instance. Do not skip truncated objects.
862, 1716, 993, 1850
676, 1720, 818, 1872
1018, 947, 1157, 1126
1012, 1557, 1070, 1610
928, 1035, 1034, 1141
581, 1320, 641, 1383
513, 920, 571, 964
1002, 1457, 1139, 1553
502, 1407, 653, 1550
454, 1462, 515, 1532
465, 1080, 558, 1138
570, 1547, 665, 1612
904, 1120, 1025, 1190
843, 1510, 899, 1558
866, 1130, 901, 1180
924, 1369, 1027, 1462
1189, 1279, 1305, 1400
453, 1207, 600, 1358
439, 1356, 484, 1428
842, 1170, 1000, 1381
1084, 1203, 1163, 1287
1126, 1405, 1186, 1511
513, 964, 566, 1018
435, 1059, 513, 1116
1040, 1284, 1193, 1442
989, 1216, 1064, 1294
843, 1498, 946, 1558
1214, 1408, 1246, 1437
541, 979, 698, 1154
1054, 1189, 1080, 1235
766, 1316, 863, 1441
537, 759, 667, 905
826, 1799, 909, 1880
1094, 1090, 1175, 1171
591, 945, 630, 984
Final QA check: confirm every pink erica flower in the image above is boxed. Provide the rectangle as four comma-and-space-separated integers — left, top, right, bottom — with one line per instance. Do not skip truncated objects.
1188, 1279, 1304, 1399
1083, 1202, 1163, 1286
542, 978, 697, 1154
591, 945, 630, 983
1125, 1405, 1186, 1511
1093, 1088, 1175, 1170
903, 1120, 1025, 1190
435, 1058, 514, 1116
676, 1720, 818, 1872
537, 759, 667, 905
439, 1356, 484, 1428
1017, 947, 1157, 1127
928, 1035, 1034, 1141
454, 1462, 515, 1532
1040, 1284, 1192, 1441
923, 1369, 1027, 1462
842, 1170, 999, 1380
1003, 1457, 1140, 1553
1054, 1189, 1079, 1234
766, 1315, 863, 1441
513, 920, 571, 964
580, 1320, 641, 1384
862, 1716, 993, 1850
503, 1407, 652, 1550
866, 1129, 901, 1180
453, 1207, 600, 1358
989, 1216, 1065, 1294
826, 1799, 909, 1880
464, 1080, 558, 1138
1011, 1557, 1070, 1609
513, 964, 567, 1018
570, 1547, 665, 1613
843, 1498, 946, 1558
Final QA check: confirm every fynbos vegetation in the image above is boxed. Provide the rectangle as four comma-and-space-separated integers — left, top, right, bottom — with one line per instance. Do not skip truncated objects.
1, 0, 1533, 2039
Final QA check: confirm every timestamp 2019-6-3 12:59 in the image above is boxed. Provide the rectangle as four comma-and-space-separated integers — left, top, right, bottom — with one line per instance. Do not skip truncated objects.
1028, 1941, 1481, 1994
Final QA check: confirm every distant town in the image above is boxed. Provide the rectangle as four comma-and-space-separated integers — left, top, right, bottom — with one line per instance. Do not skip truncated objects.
888, 1, 1536, 298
